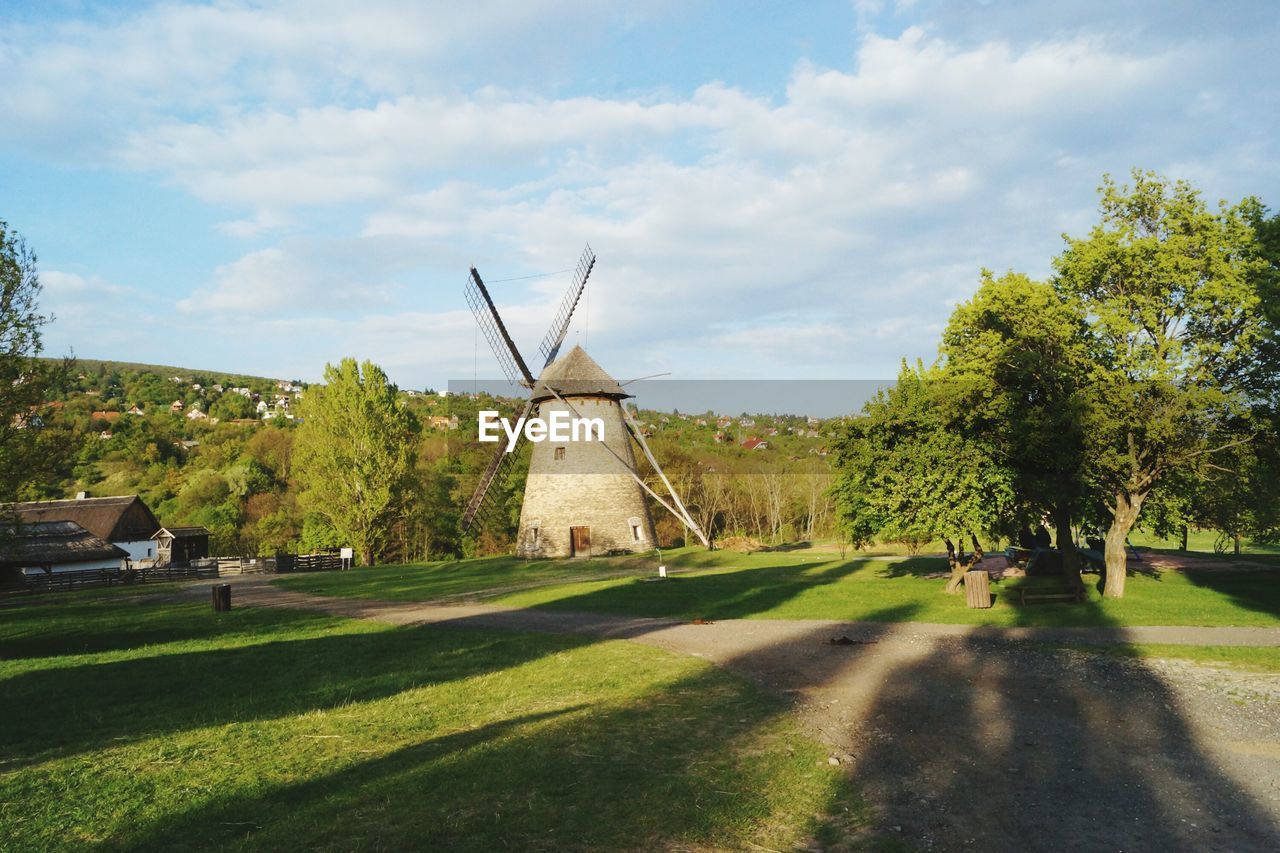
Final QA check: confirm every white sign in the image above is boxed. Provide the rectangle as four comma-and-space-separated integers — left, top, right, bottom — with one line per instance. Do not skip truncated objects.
340, 547, 354, 560
478, 409, 605, 453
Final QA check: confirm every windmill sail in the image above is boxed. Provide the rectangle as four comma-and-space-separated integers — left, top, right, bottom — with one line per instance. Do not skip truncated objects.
537, 245, 595, 367
463, 247, 593, 535
465, 266, 535, 387
461, 398, 536, 531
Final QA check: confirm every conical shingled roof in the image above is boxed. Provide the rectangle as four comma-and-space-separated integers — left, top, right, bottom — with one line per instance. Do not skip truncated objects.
531, 345, 630, 402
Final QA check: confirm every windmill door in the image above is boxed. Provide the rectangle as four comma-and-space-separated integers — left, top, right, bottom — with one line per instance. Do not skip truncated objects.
570, 526, 591, 557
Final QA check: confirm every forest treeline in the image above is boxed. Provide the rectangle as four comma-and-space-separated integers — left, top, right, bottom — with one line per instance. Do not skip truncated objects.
14, 356, 841, 561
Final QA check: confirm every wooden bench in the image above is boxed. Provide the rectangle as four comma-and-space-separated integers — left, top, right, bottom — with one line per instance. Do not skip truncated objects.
1016, 586, 1086, 605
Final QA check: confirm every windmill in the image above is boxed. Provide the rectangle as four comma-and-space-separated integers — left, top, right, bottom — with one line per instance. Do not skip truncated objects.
461, 246, 710, 557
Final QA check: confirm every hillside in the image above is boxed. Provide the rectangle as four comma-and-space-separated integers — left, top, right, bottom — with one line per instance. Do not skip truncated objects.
25, 360, 840, 559
44, 357, 288, 387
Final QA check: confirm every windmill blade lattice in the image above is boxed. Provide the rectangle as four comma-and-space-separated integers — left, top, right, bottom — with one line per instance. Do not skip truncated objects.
537, 245, 595, 368
461, 398, 536, 532
465, 266, 535, 387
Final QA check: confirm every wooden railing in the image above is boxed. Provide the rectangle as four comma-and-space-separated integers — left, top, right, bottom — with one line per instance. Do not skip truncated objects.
2, 549, 345, 596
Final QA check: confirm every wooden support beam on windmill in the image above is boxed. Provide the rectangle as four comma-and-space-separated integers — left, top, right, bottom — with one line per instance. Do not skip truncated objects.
458, 246, 710, 557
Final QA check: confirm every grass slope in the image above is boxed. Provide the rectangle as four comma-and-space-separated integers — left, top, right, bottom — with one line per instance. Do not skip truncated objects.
47, 357, 282, 386
275, 547, 1280, 630
0, 588, 863, 852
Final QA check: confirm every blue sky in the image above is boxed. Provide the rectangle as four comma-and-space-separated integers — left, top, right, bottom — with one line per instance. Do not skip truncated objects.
3, 0, 1277, 391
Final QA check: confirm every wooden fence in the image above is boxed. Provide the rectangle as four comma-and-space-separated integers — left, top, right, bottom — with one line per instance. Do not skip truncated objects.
2, 549, 345, 596
273, 550, 343, 573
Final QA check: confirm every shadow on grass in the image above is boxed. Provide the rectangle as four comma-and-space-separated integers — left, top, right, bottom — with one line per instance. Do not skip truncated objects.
875, 556, 949, 578
11, 568, 1280, 850
0, 595, 338, 661
117, 666, 866, 851
521, 558, 868, 620
1, 620, 595, 770
1181, 569, 1280, 621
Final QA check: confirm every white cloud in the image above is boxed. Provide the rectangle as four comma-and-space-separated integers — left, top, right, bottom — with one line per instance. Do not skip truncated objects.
8, 3, 1277, 388
40, 271, 150, 354
142, 25, 1226, 382
178, 242, 408, 314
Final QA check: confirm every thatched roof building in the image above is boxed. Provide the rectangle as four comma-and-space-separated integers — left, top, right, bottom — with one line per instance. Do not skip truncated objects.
0, 521, 128, 571
5, 495, 160, 544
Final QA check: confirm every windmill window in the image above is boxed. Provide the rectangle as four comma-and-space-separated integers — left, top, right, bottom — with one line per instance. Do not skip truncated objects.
554, 446, 566, 460
530, 527, 540, 547
631, 524, 642, 541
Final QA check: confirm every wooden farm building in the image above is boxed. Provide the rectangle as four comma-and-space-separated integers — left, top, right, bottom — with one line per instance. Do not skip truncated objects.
0, 521, 128, 581
152, 526, 211, 566
5, 495, 162, 563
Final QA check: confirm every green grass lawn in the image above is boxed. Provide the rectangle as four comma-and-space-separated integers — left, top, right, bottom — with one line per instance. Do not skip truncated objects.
1059, 643, 1280, 673
1128, 528, 1280, 564
275, 547, 1280, 629
0, 588, 864, 852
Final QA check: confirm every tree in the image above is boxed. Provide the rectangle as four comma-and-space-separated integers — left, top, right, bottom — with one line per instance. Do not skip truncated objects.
294, 358, 418, 565
940, 271, 1095, 588
1, 219, 71, 500
831, 362, 1015, 585
1053, 171, 1275, 596
210, 392, 255, 421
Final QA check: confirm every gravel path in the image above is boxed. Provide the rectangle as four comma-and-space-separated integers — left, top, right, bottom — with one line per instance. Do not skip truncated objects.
210, 578, 1280, 852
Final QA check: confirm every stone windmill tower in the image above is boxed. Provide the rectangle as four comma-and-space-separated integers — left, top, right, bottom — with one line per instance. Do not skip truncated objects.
461, 247, 709, 557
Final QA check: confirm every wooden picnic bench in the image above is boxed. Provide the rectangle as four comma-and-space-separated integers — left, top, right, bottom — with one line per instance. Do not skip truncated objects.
1016, 585, 1086, 605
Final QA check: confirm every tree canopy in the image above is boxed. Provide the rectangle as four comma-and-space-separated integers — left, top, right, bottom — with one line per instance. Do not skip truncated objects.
294, 358, 419, 565
831, 362, 1015, 553
1, 220, 71, 501
833, 171, 1280, 597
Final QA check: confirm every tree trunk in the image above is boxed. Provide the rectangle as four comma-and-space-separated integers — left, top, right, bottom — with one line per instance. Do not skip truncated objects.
1234, 532, 1242, 556
1053, 505, 1083, 590
944, 535, 984, 594
1103, 491, 1145, 598
1179, 525, 1188, 552
943, 538, 967, 594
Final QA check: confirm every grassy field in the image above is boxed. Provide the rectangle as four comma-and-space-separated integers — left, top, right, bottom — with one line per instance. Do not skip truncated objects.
1062, 643, 1280, 672
1128, 528, 1280, 561
0, 587, 864, 852
275, 547, 1280, 629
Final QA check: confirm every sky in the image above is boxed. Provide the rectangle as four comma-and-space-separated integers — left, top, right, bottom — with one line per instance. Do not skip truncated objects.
3, 0, 1278, 396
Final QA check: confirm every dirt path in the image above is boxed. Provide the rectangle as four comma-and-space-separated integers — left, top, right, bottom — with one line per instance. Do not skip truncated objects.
210, 578, 1280, 851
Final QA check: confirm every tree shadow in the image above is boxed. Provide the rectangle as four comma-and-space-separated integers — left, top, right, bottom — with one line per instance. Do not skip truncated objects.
115, 667, 866, 852
1180, 569, 1280, 620
875, 556, 950, 578
838, 634, 1280, 850
11, 572, 1279, 850
517, 558, 869, 620
1, 623, 595, 770
715, 592, 1280, 849
0, 595, 339, 661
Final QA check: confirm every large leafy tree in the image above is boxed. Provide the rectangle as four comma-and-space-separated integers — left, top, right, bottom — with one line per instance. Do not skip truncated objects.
294, 358, 418, 565
940, 271, 1095, 588
1, 220, 71, 501
1054, 171, 1275, 596
832, 362, 1015, 566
